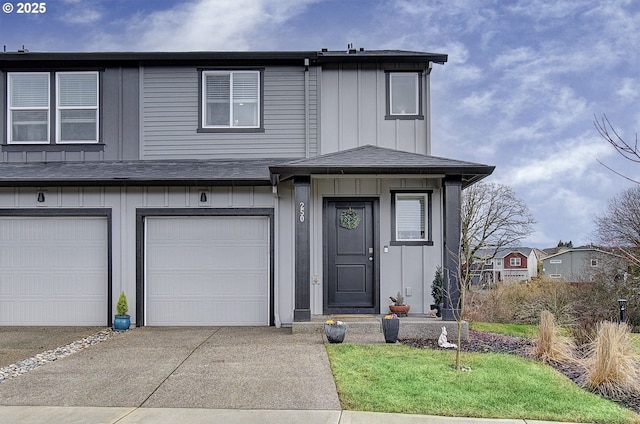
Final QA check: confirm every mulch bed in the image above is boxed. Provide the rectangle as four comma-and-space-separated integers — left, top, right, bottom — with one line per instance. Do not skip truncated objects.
401, 330, 640, 415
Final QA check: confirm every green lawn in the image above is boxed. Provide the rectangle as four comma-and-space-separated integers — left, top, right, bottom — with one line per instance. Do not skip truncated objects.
470, 322, 539, 337
325, 343, 639, 423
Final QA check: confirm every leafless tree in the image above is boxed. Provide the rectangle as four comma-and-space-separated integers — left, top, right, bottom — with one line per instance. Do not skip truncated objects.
451, 182, 536, 369
594, 185, 640, 268
594, 114, 640, 185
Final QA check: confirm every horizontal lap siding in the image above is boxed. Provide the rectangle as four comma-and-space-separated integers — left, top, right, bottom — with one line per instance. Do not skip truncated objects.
142, 66, 315, 160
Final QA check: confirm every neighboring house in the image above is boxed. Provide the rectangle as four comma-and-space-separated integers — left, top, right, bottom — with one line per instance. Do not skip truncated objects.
0, 48, 494, 327
473, 248, 538, 285
541, 247, 625, 283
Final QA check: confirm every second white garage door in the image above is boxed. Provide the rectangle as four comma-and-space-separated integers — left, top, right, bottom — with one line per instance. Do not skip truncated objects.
145, 216, 270, 326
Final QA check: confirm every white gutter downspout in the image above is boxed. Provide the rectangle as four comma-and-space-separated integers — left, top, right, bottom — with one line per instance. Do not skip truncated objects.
304, 58, 310, 158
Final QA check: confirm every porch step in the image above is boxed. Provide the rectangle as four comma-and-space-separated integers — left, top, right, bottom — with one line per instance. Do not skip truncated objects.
291, 315, 468, 341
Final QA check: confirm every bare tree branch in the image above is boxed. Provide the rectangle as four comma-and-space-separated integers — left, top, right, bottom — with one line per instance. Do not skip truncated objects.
594, 185, 640, 268
449, 182, 536, 370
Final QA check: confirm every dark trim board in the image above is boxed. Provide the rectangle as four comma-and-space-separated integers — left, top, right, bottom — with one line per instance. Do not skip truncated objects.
135, 208, 275, 327
0, 208, 113, 325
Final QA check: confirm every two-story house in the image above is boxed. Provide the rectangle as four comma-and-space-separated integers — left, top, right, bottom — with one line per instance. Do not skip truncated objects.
474, 248, 538, 286
542, 246, 626, 283
0, 48, 493, 327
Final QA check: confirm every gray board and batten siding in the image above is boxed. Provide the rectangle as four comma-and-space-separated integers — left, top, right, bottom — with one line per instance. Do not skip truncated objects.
0, 67, 140, 163
320, 63, 431, 156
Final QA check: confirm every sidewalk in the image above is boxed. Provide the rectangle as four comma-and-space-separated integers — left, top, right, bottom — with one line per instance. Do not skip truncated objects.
0, 405, 568, 424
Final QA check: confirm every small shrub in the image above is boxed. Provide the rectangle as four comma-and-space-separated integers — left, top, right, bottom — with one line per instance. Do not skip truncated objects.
531, 310, 575, 364
116, 292, 129, 316
465, 279, 578, 326
584, 321, 640, 398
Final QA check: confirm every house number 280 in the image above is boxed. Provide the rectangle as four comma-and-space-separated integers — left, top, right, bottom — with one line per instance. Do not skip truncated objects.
299, 201, 305, 222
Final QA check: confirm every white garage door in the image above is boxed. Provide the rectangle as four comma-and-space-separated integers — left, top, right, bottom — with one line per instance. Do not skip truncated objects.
145, 216, 270, 326
0, 217, 108, 325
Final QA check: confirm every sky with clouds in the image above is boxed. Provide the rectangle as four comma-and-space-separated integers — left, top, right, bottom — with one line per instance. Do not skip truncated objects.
0, 0, 639, 248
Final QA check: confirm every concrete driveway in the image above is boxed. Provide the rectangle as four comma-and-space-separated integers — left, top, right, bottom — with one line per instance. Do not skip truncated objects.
0, 327, 341, 410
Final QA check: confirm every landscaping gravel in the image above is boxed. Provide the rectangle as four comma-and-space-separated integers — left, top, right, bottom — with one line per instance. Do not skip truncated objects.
0, 328, 117, 384
402, 330, 640, 415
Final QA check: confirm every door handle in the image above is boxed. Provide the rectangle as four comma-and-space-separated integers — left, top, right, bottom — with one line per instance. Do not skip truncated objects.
368, 257, 373, 261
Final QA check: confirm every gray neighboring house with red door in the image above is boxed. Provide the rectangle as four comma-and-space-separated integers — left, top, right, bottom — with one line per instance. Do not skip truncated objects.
0, 48, 493, 327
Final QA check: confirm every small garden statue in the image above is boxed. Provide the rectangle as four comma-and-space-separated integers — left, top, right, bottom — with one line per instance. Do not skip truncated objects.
438, 326, 457, 349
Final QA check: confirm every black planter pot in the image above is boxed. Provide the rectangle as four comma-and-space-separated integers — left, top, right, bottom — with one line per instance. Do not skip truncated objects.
381, 318, 400, 343
324, 324, 346, 343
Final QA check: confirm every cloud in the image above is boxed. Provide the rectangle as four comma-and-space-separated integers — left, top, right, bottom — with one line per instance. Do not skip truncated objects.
495, 134, 613, 187
90, 0, 315, 51
615, 78, 640, 103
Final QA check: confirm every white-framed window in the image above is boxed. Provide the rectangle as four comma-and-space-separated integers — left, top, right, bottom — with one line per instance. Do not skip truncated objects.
484, 259, 493, 265
495, 259, 503, 267
550, 259, 562, 264
56, 72, 99, 143
510, 257, 521, 267
386, 71, 423, 119
7, 71, 99, 144
590, 258, 598, 267
201, 70, 260, 129
391, 190, 432, 246
550, 273, 562, 279
8, 72, 50, 143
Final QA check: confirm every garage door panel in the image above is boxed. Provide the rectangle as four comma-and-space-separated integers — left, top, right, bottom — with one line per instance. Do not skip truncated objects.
146, 216, 270, 326
0, 217, 108, 326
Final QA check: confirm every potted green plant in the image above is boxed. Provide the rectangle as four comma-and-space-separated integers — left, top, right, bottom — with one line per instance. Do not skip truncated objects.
431, 266, 445, 317
389, 291, 410, 316
324, 319, 346, 343
113, 291, 130, 331
381, 313, 400, 343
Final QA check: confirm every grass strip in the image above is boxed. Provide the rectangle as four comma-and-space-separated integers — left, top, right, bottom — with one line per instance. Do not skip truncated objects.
470, 322, 538, 338
326, 343, 639, 423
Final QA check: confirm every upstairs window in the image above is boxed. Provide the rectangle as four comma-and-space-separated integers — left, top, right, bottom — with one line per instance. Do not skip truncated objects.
8, 73, 50, 143
590, 258, 598, 267
57, 72, 99, 143
7, 71, 99, 144
201, 70, 261, 130
391, 190, 433, 246
510, 257, 521, 267
386, 71, 423, 120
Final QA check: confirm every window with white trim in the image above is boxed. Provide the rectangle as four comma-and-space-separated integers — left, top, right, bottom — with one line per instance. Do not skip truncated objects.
510, 257, 521, 266
391, 190, 432, 246
590, 258, 598, 267
385, 71, 423, 119
57, 72, 99, 143
7, 71, 99, 144
8, 72, 50, 143
202, 70, 260, 129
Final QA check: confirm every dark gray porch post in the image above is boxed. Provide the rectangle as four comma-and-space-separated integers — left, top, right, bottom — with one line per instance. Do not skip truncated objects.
442, 177, 462, 321
294, 176, 311, 321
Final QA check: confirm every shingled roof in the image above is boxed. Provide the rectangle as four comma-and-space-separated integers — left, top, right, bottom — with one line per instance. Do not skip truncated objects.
270, 145, 494, 187
0, 159, 284, 187
0, 145, 493, 187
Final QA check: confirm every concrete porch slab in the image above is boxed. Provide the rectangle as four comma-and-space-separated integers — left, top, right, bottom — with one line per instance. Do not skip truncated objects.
291, 315, 468, 342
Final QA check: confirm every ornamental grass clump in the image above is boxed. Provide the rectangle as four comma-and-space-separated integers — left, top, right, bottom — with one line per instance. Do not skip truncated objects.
584, 321, 640, 398
531, 310, 574, 364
